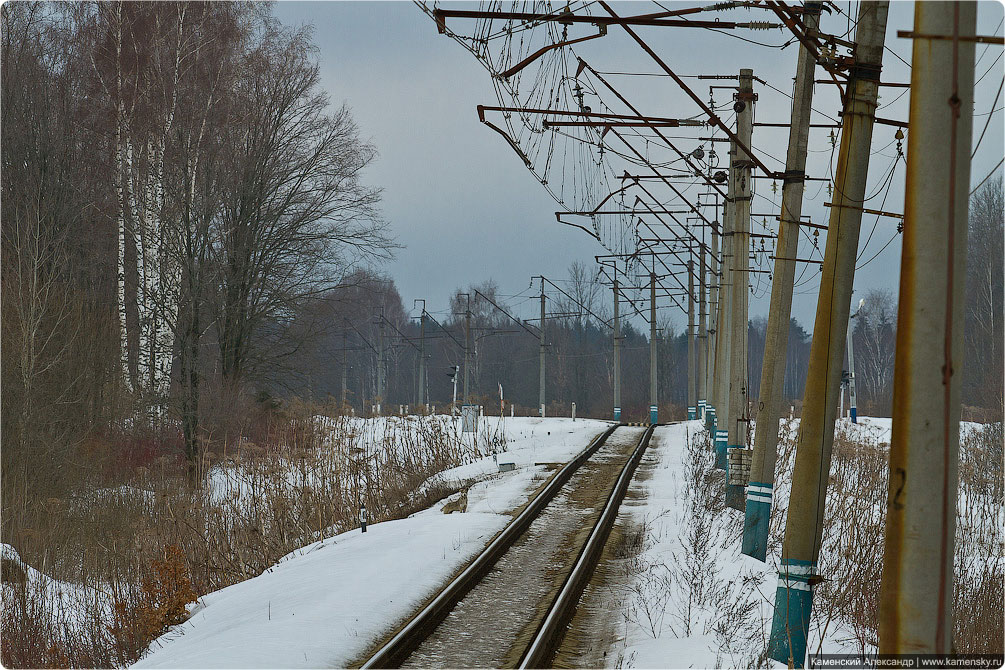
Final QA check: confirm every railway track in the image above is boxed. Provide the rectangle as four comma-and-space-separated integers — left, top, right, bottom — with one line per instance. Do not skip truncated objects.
358, 423, 658, 669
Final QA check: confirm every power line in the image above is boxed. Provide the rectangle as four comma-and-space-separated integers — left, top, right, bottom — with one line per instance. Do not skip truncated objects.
971, 77, 1003, 159
970, 158, 1004, 196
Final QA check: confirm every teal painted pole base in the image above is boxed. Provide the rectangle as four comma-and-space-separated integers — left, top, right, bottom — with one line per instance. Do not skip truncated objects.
740, 484, 772, 561
850, 407, 857, 423
714, 430, 727, 469
768, 559, 815, 668
614, 406, 621, 422
687, 406, 696, 420
705, 406, 716, 432
649, 405, 658, 425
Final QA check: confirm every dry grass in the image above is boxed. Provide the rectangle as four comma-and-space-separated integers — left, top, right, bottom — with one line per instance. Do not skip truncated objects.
1, 402, 477, 668
788, 421, 1004, 656
615, 419, 1002, 666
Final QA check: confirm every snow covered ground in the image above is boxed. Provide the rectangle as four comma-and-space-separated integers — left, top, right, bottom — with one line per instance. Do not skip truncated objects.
607, 416, 993, 669
1, 543, 112, 634
134, 416, 611, 668
132, 414, 995, 668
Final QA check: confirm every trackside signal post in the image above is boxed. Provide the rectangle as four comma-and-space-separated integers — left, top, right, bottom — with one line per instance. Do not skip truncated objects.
879, 1, 976, 656
768, 2, 889, 666
742, 1, 821, 561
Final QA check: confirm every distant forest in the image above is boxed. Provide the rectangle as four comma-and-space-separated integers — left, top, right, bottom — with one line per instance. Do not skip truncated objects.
289, 180, 1003, 424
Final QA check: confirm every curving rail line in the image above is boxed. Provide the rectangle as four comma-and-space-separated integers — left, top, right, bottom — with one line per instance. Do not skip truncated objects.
359, 423, 658, 669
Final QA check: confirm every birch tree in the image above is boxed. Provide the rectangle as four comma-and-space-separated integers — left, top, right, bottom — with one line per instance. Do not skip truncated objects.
91, 1, 228, 420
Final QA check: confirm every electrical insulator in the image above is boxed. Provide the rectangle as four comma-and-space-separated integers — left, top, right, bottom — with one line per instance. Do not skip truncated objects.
771, 181, 778, 194
741, 21, 782, 30
827, 182, 833, 197
829, 129, 837, 147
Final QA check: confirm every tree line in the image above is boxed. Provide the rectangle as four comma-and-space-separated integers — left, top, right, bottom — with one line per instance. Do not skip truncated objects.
290, 191, 1003, 423
2, 0, 393, 517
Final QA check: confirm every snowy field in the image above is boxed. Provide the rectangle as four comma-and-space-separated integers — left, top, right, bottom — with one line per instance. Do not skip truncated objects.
134, 416, 611, 668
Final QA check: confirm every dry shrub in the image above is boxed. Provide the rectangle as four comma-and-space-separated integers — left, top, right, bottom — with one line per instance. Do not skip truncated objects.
953, 423, 1004, 654
619, 428, 763, 667
2, 403, 476, 666
811, 425, 889, 654
109, 545, 197, 664
784, 421, 1005, 656
1, 569, 114, 668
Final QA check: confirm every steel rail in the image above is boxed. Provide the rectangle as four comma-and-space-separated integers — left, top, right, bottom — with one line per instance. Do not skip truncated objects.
519, 424, 656, 668
359, 423, 620, 669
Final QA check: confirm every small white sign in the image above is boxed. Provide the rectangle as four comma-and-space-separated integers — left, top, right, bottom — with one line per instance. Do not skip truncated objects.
461, 404, 478, 433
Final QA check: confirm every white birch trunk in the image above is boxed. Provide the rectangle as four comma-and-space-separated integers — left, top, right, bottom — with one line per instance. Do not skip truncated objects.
113, 3, 134, 396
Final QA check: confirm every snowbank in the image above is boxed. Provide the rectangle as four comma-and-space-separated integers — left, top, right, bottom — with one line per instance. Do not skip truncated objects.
134, 417, 610, 668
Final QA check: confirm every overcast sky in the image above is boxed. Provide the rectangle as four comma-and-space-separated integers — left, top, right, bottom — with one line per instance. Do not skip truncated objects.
273, 0, 1004, 332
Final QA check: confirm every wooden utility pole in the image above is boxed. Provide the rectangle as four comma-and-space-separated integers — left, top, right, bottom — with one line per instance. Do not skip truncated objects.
725, 68, 753, 510
687, 258, 696, 419
742, 2, 821, 560
768, 3, 890, 666
649, 271, 658, 425
539, 278, 546, 417
613, 275, 622, 422
699, 242, 707, 419
879, 1, 976, 655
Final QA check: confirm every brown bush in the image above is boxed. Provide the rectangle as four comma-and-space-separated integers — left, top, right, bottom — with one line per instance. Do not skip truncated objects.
108, 545, 196, 665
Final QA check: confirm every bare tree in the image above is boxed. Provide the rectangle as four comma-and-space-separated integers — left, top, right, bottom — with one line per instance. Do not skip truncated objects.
964, 178, 1004, 418
214, 21, 391, 391
853, 288, 897, 415
1, 1, 114, 533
